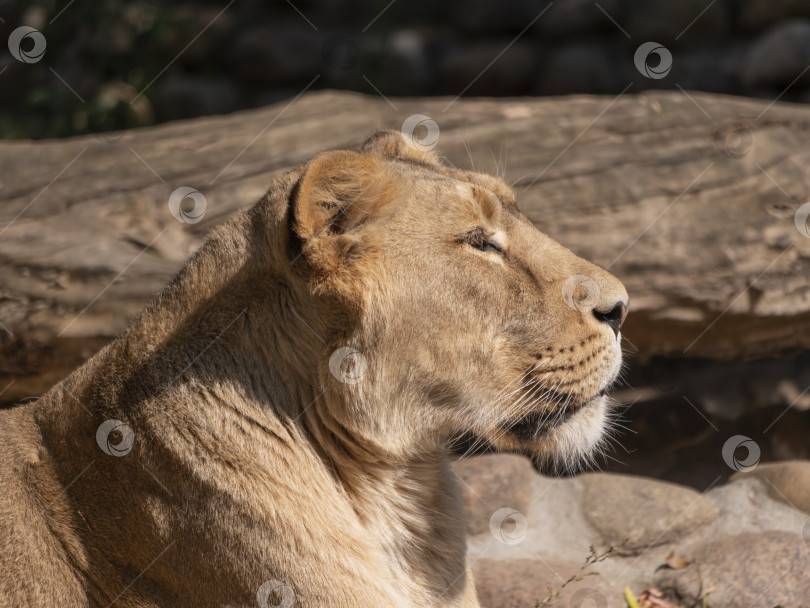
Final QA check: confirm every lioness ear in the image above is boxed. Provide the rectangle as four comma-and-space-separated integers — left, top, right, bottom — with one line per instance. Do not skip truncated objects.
361, 129, 443, 166
291, 149, 401, 288
294, 149, 400, 239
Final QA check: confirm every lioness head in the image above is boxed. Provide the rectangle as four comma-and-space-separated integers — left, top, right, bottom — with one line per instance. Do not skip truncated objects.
279, 130, 628, 473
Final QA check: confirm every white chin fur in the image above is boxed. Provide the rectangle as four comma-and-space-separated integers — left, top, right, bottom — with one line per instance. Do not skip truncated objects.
540, 394, 609, 473
546, 340, 623, 470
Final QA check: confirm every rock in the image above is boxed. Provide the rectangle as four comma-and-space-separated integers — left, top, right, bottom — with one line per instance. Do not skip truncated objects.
732, 460, 810, 515
579, 473, 718, 554
742, 20, 810, 90
467, 473, 606, 568
703, 475, 808, 539
6, 91, 810, 403
655, 531, 810, 607
438, 40, 537, 96
537, 43, 629, 96
452, 454, 534, 536
473, 558, 624, 608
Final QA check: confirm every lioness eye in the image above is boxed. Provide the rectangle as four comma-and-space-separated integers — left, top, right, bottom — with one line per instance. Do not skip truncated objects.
467, 228, 504, 254
474, 241, 503, 254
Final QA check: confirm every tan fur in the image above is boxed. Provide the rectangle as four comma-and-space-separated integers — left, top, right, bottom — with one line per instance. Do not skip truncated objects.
0, 131, 628, 607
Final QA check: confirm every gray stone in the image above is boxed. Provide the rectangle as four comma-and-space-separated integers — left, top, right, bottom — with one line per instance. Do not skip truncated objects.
655, 531, 810, 608
702, 476, 808, 542
474, 559, 625, 608
732, 460, 810, 515
452, 454, 534, 536
579, 473, 718, 554
743, 20, 810, 90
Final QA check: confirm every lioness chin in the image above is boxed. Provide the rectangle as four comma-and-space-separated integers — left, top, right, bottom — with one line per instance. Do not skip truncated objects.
0, 130, 627, 608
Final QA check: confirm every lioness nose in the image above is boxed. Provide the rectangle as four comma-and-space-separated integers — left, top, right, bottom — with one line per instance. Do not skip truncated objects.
593, 301, 628, 337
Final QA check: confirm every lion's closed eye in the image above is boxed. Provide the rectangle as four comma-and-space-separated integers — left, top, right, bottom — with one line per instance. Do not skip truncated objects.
465, 227, 505, 254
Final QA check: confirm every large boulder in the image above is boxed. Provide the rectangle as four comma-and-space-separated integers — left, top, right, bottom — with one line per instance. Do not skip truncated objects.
4, 91, 810, 403
655, 531, 810, 607
453, 454, 535, 536
474, 558, 624, 608
579, 473, 718, 554
732, 460, 810, 515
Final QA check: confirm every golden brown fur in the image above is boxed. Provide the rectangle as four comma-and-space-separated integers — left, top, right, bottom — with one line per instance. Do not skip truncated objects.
0, 130, 628, 607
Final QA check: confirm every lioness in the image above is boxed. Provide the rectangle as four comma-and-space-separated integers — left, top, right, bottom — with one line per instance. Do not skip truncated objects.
0, 130, 627, 607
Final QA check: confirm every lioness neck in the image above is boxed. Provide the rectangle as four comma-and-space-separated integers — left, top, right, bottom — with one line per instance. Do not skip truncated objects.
300, 401, 472, 598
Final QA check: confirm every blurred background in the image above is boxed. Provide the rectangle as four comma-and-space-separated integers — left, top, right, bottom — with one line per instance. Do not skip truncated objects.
2, 0, 810, 494
3, 0, 810, 139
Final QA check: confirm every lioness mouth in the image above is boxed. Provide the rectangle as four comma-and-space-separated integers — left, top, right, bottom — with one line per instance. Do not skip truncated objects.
505, 388, 608, 442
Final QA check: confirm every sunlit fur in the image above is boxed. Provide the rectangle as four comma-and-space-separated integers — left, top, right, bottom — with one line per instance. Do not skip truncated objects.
0, 131, 627, 607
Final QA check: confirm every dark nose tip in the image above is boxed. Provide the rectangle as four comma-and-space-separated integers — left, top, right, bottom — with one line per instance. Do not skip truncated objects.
593, 301, 628, 337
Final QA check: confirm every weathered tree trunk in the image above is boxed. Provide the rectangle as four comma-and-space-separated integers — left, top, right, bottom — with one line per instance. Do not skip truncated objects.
3, 90, 810, 405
